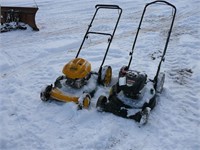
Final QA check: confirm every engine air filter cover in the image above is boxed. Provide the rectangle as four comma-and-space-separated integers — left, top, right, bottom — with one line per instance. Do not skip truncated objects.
62, 58, 91, 79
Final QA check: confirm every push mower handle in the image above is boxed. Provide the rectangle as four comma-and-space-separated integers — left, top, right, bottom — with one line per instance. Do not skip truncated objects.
95, 4, 122, 10
76, 3, 122, 72
144, 0, 176, 90
146, 0, 176, 10
128, 0, 176, 69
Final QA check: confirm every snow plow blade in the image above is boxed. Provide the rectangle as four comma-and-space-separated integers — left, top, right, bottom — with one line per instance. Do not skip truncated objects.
1, 6, 39, 31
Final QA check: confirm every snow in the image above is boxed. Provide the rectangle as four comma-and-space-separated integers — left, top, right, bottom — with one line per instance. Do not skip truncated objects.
0, 0, 200, 150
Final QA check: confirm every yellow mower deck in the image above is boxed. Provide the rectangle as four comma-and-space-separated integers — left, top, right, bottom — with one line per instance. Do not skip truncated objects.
50, 88, 79, 103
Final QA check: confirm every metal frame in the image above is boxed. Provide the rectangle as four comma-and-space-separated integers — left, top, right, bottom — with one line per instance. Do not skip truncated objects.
75, 4, 122, 72
126, 0, 176, 90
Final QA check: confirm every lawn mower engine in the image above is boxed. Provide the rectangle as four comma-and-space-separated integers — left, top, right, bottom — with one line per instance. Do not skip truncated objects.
65, 74, 91, 89
62, 58, 92, 89
118, 66, 147, 99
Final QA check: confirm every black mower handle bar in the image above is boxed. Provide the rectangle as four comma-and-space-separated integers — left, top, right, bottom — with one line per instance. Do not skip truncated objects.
146, 0, 176, 10
127, 0, 176, 91
128, 0, 176, 69
95, 4, 121, 10
76, 3, 122, 71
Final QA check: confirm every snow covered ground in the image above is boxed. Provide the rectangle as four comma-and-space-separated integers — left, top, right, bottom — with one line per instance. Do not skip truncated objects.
0, 0, 200, 149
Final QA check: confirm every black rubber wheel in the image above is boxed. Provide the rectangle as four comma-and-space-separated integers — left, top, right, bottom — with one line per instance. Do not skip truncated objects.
142, 96, 156, 111
109, 83, 121, 96
77, 93, 91, 110
100, 66, 112, 86
96, 96, 107, 112
156, 72, 165, 93
54, 75, 64, 88
40, 85, 52, 102
148, 96, 156, 110
82, 93, 91, 109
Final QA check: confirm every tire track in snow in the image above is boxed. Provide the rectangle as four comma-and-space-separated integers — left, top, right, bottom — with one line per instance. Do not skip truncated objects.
152, 6, 200, 147
0, 41, 79, 79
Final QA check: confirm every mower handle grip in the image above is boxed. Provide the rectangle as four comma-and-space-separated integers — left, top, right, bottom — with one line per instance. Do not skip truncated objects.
146, 0, 176, 10
95, 4, 121, 10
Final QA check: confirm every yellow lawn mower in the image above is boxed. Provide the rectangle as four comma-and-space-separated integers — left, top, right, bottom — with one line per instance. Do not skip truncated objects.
40, 4, 122, 109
